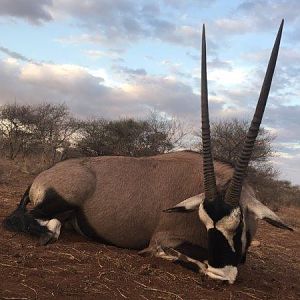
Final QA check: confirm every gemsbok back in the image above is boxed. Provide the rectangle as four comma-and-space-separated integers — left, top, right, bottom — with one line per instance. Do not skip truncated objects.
4, 20, 292, 284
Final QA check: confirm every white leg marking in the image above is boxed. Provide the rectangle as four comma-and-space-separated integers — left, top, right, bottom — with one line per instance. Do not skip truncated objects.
47, 219, 61, 240
38, 218, 61, 240
154, 246, 178, 261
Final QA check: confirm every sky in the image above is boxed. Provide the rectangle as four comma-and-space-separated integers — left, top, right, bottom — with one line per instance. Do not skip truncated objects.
0, 0, 299, 185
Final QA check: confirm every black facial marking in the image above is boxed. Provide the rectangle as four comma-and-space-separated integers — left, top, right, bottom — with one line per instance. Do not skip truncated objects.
207, 228, 238, 268
163, 206, 196, 213
202, 193, 245, 268
203, 198, 232, 223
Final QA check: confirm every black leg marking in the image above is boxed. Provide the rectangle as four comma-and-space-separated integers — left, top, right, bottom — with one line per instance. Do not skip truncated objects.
162, 245, 207, 273
30, 188, 76, 220
75, 210, 112, 244
173, 243, 208, 273
18, 185, 31, 209
263, 217, 293, 231
174, 242, 208, 262
39, 232, 55, 245
174, 259, 201, 273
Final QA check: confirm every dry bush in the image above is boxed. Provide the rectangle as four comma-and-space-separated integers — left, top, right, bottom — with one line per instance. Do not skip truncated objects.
195, 119, 275, 166
77, 112, 187, 157
0, 103, 81, 171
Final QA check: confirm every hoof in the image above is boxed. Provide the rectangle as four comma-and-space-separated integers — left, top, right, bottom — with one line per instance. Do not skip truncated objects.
39, 232, 57, 245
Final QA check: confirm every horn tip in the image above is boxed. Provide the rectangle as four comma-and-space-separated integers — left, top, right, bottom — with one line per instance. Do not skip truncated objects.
280, 19, 284, 29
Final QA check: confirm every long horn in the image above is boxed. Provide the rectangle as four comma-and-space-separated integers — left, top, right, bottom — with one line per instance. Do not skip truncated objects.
225, 20, 284, 206
201, 24, 217, 201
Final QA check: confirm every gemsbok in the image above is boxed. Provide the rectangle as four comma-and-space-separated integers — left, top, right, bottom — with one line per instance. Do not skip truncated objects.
4, 20, 292, 284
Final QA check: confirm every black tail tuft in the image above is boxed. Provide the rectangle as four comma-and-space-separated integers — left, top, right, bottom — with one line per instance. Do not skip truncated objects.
3, 186, 49, 236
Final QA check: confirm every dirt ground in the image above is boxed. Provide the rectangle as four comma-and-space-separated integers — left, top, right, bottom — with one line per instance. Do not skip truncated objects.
0, 159, 299, 300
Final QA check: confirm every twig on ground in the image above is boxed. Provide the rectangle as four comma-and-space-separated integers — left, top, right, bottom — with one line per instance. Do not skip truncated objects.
2, 297, 28, 300
134, 280, 183, 300
21, 283, 38, 299
48, 250, 80, 262
117, 288, 128, 299
0, 262, 38, 271
237, 290, 263, 300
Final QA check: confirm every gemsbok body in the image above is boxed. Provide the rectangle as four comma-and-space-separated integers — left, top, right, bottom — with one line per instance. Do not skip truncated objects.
4, 20, 292, 284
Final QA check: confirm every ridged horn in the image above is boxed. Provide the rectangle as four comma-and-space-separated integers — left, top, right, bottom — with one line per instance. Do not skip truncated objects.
225, 20, 284, 206
201, 24, 218, 201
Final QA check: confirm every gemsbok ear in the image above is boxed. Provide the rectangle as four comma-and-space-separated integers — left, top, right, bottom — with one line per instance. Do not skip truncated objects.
242, 192, 293, 231
163, 193, 205, 213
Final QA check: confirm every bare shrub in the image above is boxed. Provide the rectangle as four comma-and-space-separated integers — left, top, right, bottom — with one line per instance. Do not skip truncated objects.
77, 112, 187, 157
0, 103, 81, 172
195, 119, 275, 167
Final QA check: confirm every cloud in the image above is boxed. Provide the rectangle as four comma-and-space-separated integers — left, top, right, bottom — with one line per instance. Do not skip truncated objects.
272, 152, 300, 184
0, 46, 39, 64
206, 1, 300, 42
0, 59, 113, 116
83, 49, 123, 62
0, 0, 209, 49
238, 46, 300, 106
163, 0, 215, 9
0, 0, 52, 24
120, 76, 200, 117
237, 0, 300, 25
1, 0, 299, 51
112, 65, 147, 77
266, 105, 300, 143
161, 60, 191, 79
213, 18, 251, 35
0, 58, 201, 120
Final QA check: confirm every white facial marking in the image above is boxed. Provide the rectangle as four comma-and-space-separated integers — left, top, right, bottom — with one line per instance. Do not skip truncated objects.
241, 210, 247, 255
216, 208, 241, 252
198, 203, 214, 230
206, 265, 238, 284
173, 193, 205, 211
